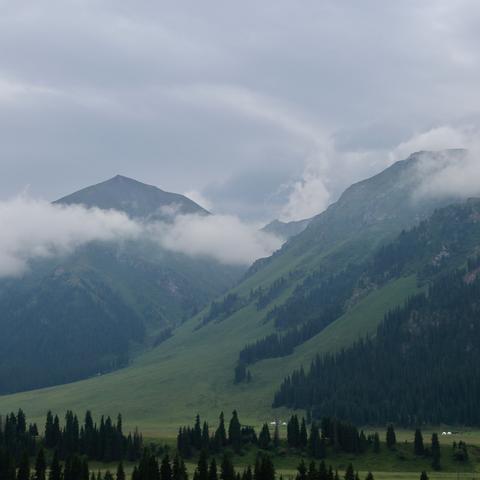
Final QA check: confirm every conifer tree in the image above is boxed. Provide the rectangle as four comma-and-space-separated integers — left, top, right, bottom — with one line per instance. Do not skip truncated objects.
209, 458, 218, 480
344, 464, 355, 480
202, 423, 210, 451
173, 456, 189, 480
215, 412, 227, 449
17, 452, 30, 480
258, 424, 271, 450
161, 455, 173, 480
296, 460, 307, 480
307, 461, 317, 480
273, 423, 280, 449
414, 429, 424, 456
431, 434, 441, 470
373, 433, 380, 453
228, 411, 242, 453
220, 454, 235, 480
420, 472, 428, 480
299, 418, 308, 448
254, 454, 274, 480
194, 416, 203, 450
49, 450, 62, 480
365, 473, 374, 480
318, 461, 328, 480
386, 425, 396, 449
35, 448, 47, 480
196, 451, 209, 480
116, 462, 125, 480
242, 466, 253, 480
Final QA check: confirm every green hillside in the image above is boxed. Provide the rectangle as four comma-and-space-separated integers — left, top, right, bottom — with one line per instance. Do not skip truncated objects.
0, 151, 474, 435
0, 274, 418, 436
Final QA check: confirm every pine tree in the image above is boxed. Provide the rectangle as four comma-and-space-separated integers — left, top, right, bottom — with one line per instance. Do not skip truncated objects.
258, 424, 271, 450
215, 412, 227, 449
431, 434, 441, 470
220, 454, 235, 480
386, 425, 396, 449
296, 460, 307, 480
17, 452, 30, 480
194, 415, 203, 450
161, 455, 173, 480
414, 429, 424, 456
196, 451, 209, 480
365, 473, 374, 480
318, 461, 328, 480
299, 418, 308, 448
45, 411, 55, 448
308, 424, 324, 459
202, 423, 210, 451
373, 433, 380, 453
35, 448, 47, 480
116, 462, 125, 480
254, 454, 274, 480
307, 461, 317, 480
105, 472, 114, 480
287, 416, 300, 448
242, 466, 253, 480
49, 450, 62, 480
420, 472, 428, 480
209, 458, 218, 480
273, 423, 280, 449
344, 464, 355, 480
228, 411, 242, 453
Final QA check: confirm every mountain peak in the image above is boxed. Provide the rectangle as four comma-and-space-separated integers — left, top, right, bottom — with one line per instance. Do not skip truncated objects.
55, 175, 208, 220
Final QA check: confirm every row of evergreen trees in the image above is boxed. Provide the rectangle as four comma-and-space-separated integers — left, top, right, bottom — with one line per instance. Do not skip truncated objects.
44, 411, 143, 462
0, 410, 38, 460
273, 270, 480, 425
177, 412, 258, 457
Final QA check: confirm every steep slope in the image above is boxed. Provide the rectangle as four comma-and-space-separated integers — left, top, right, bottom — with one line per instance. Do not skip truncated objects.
0, 151, 470, 431
0, 177, 242, 394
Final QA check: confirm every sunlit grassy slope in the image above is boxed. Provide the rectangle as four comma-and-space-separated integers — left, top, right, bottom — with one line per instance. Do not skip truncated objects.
0, 275, 417, 436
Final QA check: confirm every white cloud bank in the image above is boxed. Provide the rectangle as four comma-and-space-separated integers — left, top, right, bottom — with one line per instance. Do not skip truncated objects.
0, 196, 282, 277
0, 196, 141, 277
151, 213, 282, 266
392, 126, 480, 200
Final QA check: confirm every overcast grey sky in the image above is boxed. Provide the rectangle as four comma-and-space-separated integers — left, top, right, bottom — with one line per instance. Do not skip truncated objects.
1, 0, 479, 221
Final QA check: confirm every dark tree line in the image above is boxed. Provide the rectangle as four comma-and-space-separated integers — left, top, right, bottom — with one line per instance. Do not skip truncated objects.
177, 411, 258, 457
45, 410, 143, 461
200, 294, 244, 327
236, 305, 342, 373
251, 277, 289, 311
294, 459, 372, 480
273, 269, 480, 425
0, 409, 37, 461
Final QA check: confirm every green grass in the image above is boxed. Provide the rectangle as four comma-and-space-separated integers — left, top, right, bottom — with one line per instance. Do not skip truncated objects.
0, 275, 419, 437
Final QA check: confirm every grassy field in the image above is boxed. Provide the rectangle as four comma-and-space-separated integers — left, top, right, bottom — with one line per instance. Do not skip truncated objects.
0, 275, 418, 436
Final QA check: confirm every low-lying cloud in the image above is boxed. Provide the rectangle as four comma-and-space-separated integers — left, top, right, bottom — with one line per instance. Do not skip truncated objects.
392, 126, 480, 200
0, 195, 283, 277
0, 196, 141, 277
150, 213, 282, 266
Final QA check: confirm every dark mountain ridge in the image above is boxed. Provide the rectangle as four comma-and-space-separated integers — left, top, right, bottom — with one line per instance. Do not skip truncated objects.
55, 174, 209, 221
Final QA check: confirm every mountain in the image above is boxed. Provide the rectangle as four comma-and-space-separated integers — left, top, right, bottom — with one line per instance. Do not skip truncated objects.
0, 150, 474, 432
0, 176, 243, 394
262, 218, 311, 240
55, 174, 209, 221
